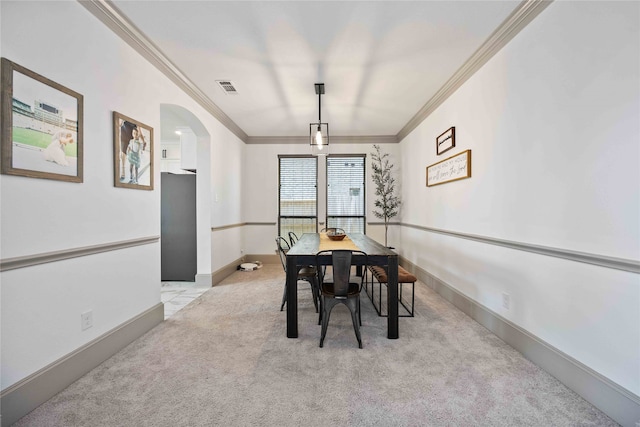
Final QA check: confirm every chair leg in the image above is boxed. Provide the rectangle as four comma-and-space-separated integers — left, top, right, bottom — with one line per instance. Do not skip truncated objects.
280, 281, 287, 311
377, 278, 383, 316
283, 278, 321, 313
347, 298, 363, 349
310, 278, 319, 313
320, 298, 337, 348
363, 268, 368, 296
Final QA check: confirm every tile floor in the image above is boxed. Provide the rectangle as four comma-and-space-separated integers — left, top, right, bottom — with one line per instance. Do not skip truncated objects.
161, 281, 210, 319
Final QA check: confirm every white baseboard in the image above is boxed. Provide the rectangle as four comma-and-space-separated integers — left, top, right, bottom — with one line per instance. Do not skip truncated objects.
195, 273, 212, 287
212, 257, 244, 285
399, 257, 640, 427
245, 254, 279, 265
209, 255, 278, 286
0, 303, 164, 427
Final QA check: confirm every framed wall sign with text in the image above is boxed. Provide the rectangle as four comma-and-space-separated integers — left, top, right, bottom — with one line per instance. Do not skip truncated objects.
436, 126, 455, 155
427, 149, 471, 187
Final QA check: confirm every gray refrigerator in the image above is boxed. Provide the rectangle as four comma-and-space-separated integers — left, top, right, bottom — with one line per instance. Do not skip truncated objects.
161, 172, 197, 281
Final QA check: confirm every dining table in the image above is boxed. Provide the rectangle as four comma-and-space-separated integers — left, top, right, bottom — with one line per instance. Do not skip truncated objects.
285, 232, 399, 339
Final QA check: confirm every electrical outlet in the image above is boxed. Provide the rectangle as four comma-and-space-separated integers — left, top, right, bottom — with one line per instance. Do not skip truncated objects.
502, 293, 510, 310
81, 310, 93, 331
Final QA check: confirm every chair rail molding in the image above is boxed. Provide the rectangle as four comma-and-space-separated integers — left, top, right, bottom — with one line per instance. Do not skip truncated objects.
400, 223, 639, 274
211, 222, 245, 232
211, 222, 275, 232
0, 236, 160, 272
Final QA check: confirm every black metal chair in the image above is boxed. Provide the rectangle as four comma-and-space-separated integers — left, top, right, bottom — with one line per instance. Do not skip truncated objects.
315, 250, 368, 348
276, 237, 319, 313
288, 231, 299, 247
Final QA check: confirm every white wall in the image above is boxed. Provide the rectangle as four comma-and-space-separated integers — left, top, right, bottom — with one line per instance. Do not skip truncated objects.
0, 1, 243, 390
399, 1, 639, 395
210, 124, 245, 270
180, 130, 197, 171
242, 142, 401, 256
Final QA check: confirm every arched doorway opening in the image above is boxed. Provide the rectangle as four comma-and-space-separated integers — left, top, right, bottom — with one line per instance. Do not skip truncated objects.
159, 104, 212, 287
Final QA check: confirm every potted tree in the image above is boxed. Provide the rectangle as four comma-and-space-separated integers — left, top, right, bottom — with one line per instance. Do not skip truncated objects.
371, 144, 401, 248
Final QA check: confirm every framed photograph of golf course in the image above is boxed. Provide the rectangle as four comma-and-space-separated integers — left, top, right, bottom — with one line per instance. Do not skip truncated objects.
113, 111, 154, 190
1, 57, 83, 182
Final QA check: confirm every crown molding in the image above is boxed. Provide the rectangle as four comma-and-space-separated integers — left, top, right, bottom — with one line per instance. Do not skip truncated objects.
245, 136, 306, 145
78, 0, 248, 143
396, 0, 553, 142
79, 0, 550, 146
245, 135, 398, 145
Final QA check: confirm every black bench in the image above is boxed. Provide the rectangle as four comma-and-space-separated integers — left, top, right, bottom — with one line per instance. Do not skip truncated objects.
365, 265, 416, 317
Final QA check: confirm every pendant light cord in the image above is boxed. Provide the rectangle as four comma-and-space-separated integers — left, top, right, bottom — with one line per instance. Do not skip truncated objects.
318, 90, 321, 125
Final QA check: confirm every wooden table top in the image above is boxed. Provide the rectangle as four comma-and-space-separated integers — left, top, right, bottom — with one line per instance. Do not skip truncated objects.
287, 232, 396, 257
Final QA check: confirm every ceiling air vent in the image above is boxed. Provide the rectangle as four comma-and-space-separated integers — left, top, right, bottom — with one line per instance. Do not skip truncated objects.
216, 80, 238, 95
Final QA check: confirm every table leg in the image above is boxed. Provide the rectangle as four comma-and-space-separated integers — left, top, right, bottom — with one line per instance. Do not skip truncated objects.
286, 255, 298, 338
387, 256, 399, 339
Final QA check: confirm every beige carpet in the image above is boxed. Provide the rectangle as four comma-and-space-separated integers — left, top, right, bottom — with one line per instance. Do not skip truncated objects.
14, 264, 616, 426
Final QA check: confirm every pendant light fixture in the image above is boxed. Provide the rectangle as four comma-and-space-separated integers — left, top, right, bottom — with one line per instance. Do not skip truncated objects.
310, 83, 329, 156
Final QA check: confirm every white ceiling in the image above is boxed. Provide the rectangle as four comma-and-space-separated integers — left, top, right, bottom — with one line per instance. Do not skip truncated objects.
110, 1, 521, 141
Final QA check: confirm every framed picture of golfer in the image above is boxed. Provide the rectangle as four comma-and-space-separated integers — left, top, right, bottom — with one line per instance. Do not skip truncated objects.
1, 57, 83, 182
113, 111, 154, 190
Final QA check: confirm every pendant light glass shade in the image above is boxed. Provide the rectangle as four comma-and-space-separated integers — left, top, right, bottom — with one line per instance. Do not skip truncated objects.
310, 122, 329, 156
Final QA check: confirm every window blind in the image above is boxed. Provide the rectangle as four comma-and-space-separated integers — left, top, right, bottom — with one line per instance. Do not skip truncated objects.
279, 156, 317, 239
326, 155, 365, 233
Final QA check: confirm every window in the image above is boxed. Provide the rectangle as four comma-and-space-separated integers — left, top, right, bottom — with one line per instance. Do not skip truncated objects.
279, 156, 317, 239
326, 155, 366, 233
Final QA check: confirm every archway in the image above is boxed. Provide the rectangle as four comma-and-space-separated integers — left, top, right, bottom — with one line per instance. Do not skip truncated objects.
160, 104, 212, 285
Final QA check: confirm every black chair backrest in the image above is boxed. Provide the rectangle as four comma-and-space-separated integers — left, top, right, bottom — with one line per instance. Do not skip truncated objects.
275, 237, 290, 271
288, 231, 299, 246
332, 251, 353, 297
316, 250, 367, 297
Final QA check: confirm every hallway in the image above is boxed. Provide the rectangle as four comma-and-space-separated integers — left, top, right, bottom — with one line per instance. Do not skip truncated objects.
160, 281, 210, 320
